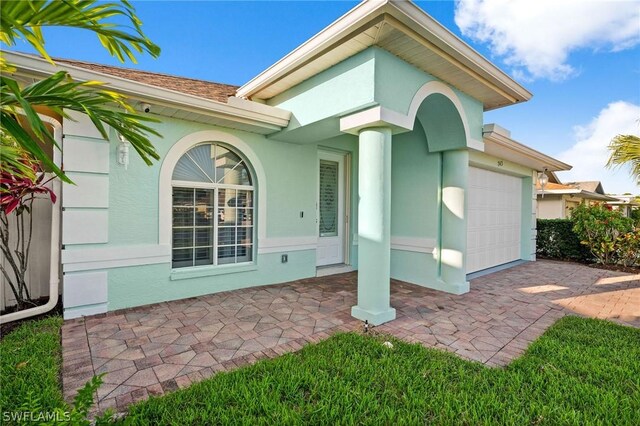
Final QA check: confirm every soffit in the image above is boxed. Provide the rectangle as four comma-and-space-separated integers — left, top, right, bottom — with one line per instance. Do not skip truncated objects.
482, 131, 572, 172
238, 1, 531, 111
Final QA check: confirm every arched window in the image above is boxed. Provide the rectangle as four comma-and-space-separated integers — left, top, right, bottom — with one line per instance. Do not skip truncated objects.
171, 143, 254, 268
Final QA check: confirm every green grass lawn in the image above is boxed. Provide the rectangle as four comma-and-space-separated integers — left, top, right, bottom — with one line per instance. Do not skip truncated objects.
1, 316, 639, 425
0, 317, 66, 419
122, 316, 640, 425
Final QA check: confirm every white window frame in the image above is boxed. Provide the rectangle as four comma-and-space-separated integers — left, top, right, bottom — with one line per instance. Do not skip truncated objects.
169, 141, 258, 271
159, 130, 268, 260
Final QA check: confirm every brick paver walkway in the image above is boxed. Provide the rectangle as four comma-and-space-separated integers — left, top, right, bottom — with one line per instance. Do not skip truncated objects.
61, 260, 639, 413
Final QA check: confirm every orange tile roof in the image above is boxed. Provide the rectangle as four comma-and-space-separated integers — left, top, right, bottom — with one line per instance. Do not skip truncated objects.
535, 182, 574, 190
55, 58, 238, 103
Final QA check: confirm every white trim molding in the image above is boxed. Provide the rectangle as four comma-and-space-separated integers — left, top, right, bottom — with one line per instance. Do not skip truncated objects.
159, 130, 268, 246
407, 81, 473, 148
7, 51, 291, 135
340, 106, 412, 135
482, 123, 571, 172
237, 0, 531, 108
390, 236, 436, 254
63, 271, 108, 307
62, 244, 170, 272
64, 303, 108, 320
340, 81, 474, 148
258, 237, 318, 254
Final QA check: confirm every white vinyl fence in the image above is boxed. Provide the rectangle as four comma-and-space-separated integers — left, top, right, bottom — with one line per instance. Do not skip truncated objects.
0, 185, 58, 311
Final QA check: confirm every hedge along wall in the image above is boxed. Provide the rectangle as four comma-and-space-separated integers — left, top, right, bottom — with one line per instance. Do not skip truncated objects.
536, 219, 592, 262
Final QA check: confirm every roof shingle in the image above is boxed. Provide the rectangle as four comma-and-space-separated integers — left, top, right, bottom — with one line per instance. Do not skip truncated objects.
55, 58, 238, 103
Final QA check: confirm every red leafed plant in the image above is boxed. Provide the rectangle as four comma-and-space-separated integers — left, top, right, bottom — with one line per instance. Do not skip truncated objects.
0, 161, 57, 311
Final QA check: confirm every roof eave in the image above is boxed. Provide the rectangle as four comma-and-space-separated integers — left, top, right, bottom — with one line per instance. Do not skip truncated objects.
389, 1, 532, 103
536, 189, 618, 201
6, 51, 291, 133
236, 0, 530, 108
482, 128, 571, 172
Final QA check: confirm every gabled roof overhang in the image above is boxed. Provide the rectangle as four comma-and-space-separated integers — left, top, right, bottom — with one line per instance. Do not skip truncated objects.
536, 189, 618, 202
6, 51, 291, 135
237, 0, 532, 111
482, 124, 571, 172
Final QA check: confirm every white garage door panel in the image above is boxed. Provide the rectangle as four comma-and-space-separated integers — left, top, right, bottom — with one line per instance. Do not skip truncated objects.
467, 167, 522, 273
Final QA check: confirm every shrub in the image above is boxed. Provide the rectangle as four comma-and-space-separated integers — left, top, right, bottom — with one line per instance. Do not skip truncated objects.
616, 228, 640, 267
571, 203, 633, 264
536, 219, 591, 262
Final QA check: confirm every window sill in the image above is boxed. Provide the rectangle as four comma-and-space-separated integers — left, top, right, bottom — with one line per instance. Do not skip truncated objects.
170, 263, 257, 281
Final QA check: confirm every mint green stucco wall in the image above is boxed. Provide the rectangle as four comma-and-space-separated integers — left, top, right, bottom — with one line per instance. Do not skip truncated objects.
269, 47, 484, 145
108, 252, 317, 311
391, 123, 439, 239
101, 46, 483, 310
372, 48, 483, 143
67, 44, 500, 313
107, 117, 323, 244
268, 49, 377, 129
97, 115, 362, 311
390, 123, 440, 286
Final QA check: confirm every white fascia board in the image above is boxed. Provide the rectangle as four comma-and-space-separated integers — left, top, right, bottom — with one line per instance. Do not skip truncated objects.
536, 190, 617, 202
389, 1, 531, 103
237, 0, 530, 105
577, 191, 619, 202
6, 51, 290, 131
237, 0, 387, 99
536, 189, 579, 195
483, 130, 572, 172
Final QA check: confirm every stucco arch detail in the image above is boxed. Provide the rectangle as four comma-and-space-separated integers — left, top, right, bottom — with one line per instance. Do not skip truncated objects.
406, 81, 471, 148
159, 130, 267, 246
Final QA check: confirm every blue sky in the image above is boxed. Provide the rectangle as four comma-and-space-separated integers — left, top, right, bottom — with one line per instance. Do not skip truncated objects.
9, 1, 640, 193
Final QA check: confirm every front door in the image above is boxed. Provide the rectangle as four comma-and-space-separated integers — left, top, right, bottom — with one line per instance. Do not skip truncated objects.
317, 151, 345, 266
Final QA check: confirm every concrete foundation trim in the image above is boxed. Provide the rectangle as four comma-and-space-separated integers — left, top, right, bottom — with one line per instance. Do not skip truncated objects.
467, 259, 529, 280
351, 305, 397, 326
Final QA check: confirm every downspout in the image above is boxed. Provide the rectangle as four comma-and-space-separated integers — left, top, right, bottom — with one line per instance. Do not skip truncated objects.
0, 115, 62, 324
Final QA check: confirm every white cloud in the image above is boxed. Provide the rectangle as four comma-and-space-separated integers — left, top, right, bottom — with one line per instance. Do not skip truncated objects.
557, 101, 640, 194
454, 0, 640, 81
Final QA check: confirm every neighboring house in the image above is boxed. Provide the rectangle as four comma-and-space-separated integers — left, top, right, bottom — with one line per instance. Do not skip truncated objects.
536, 180, 617, 219
6, 0, 570, 324
607, 195, 639, 218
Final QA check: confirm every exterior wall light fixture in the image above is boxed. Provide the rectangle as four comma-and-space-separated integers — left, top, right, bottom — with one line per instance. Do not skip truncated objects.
117, 133, 130, 170
538, 167, 549, 198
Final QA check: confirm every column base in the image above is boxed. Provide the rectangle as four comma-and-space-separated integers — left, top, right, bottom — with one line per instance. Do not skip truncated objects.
433, 279, 470, 295
351, 305, 396, 326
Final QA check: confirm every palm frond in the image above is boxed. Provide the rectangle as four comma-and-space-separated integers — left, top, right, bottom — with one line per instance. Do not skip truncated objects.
0, 134, 38, 183
607, 134, 640, 185
0, 0, 160, 65
0, 0, 162, 183
1, 72, 162, 182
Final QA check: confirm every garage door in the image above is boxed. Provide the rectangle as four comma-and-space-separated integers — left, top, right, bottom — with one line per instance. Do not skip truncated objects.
467, 167, 522, 273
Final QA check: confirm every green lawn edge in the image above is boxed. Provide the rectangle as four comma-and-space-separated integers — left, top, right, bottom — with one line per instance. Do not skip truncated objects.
0, 317, 66, 419
1, 316, 638, 425
122, 316, 640, 425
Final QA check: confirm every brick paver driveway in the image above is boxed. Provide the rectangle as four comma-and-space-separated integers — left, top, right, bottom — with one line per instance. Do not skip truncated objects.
61, 260, 639, 412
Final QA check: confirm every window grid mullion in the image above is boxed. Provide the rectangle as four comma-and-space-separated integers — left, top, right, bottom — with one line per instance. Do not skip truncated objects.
192, 188, 196, 267
214, 187, 218, 266
171, 143, 255, 269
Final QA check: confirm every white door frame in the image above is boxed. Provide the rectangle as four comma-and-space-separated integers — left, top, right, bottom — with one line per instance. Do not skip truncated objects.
317, 150, 347, 267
